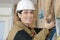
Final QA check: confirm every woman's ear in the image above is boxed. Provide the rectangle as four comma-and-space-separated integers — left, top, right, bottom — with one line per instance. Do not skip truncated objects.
18, 13, 21, 18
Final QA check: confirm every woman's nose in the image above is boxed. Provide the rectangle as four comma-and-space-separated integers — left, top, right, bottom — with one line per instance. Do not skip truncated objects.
28, 13, 31, 17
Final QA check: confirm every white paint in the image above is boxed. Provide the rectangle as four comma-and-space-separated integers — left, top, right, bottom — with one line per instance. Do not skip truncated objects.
0, 7, 12, 16
0, 3, 14, 40
0, 4, 13, 16
0, 17, 13, 40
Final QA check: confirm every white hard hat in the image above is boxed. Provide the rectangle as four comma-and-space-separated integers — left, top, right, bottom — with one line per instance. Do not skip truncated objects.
16, 0, 35, 12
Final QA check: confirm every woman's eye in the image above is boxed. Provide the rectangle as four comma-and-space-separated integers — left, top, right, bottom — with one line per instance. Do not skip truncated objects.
23, 11, 34, 14
30, 11, 34, 14
24, 12, 28, 14
31, 12, 34, 14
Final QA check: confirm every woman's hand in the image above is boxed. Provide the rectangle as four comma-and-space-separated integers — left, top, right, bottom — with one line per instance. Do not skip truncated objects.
45, 21, 55, 29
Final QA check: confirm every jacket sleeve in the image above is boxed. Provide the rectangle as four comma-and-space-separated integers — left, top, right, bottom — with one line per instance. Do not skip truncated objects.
14, 30, 32, 40
33, 28, 49, 40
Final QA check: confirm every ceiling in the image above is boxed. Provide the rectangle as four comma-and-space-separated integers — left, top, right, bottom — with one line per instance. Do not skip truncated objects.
0, 0, 37, 4
0, 0, 19, 4
0, 0, 37, 8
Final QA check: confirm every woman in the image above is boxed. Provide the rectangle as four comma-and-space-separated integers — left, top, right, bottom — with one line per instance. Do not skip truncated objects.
7, 0, 49, 40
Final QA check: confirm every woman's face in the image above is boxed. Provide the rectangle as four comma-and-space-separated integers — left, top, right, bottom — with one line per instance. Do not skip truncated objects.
18, 10, 34, 24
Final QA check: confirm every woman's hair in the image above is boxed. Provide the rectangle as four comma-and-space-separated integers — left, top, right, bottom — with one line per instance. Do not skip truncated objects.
16, 10, 23, 21
17, 10, 22, 14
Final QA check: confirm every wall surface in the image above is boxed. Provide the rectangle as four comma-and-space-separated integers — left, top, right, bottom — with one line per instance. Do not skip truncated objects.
0, 4, 14, 40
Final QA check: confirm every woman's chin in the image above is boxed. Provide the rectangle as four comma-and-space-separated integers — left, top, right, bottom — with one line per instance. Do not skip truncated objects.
26, 22, 31, 24
26, 21, 32, 24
